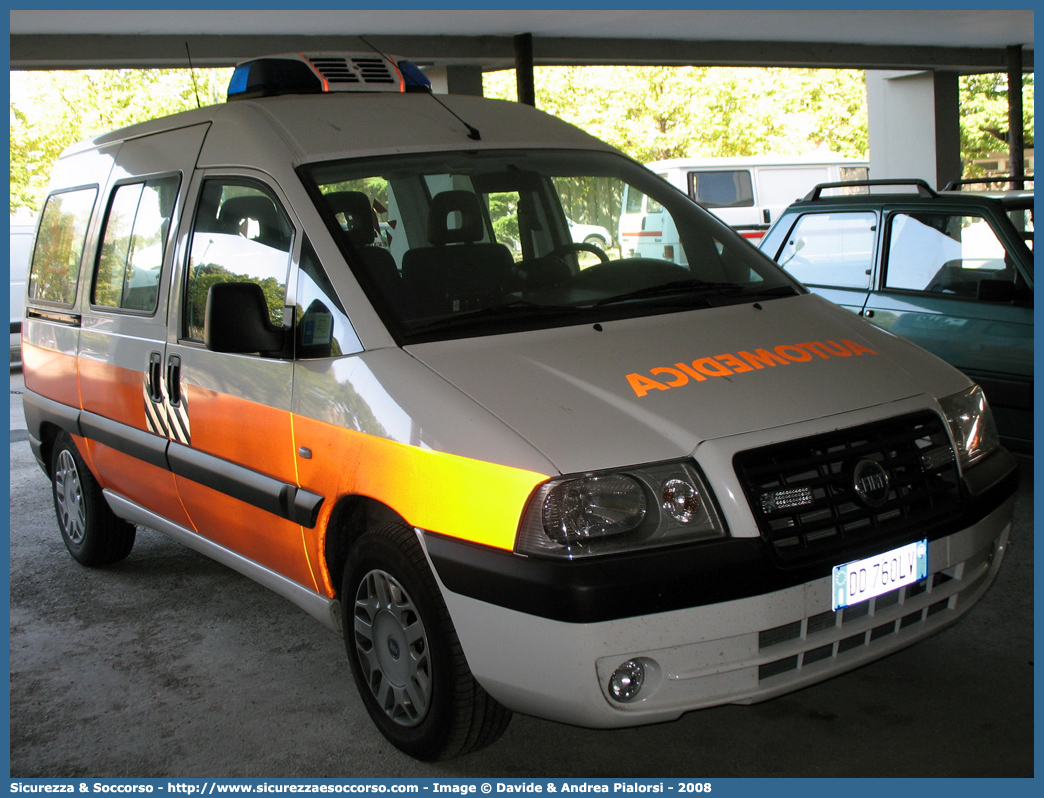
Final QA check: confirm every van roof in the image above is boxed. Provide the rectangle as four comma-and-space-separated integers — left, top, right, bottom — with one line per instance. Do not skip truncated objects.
60, 92, 617, 169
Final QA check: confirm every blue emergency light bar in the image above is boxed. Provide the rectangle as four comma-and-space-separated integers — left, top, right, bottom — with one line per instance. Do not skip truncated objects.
227, 52, 431, 101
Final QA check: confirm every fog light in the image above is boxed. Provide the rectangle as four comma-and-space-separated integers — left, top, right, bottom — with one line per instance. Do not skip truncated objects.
608, 659, 645, 702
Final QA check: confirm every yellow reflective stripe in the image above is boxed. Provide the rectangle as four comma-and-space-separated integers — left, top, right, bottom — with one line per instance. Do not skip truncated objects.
294, 416, 550, 553
359, 442, 549, 550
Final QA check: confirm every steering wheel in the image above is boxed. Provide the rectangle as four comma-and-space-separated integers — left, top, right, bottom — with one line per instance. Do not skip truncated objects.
550, 241, 610, 264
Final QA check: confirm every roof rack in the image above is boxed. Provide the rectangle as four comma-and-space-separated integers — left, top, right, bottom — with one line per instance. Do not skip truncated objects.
942, 175, 1034, 191
803, 178, 937, 202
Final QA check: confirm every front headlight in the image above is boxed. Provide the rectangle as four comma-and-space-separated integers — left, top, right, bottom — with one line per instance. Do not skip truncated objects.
939, 385, 1001, 468
516, 461, 726, 559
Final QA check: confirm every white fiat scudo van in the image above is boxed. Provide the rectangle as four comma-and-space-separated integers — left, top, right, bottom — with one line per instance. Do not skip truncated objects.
23, 53, 1017, 760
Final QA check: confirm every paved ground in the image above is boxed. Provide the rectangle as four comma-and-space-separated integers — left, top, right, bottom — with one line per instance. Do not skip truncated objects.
8, 368, 1035, 778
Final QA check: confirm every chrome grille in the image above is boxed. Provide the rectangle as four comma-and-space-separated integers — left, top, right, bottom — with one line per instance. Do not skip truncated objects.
734, 411, 962, 564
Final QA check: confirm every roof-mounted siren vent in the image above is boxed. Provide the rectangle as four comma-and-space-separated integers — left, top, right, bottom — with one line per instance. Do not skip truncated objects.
227, 52, 431, 101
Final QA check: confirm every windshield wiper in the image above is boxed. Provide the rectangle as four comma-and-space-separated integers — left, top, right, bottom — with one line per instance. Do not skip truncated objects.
592, 279, 799, 308
406, 299, 581, 334
591, 279, 743, 308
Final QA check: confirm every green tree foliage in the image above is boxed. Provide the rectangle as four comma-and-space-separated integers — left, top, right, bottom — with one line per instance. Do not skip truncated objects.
483, 66, 869, 163
959, 73, 1034, 175
10, 68, 231, 213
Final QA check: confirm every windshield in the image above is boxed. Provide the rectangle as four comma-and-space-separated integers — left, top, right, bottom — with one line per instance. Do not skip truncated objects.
301, 149, 800, 343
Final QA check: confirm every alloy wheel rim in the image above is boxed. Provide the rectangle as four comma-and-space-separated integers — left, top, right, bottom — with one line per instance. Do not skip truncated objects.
353, 568, 432, 727
55, 449, 86, 544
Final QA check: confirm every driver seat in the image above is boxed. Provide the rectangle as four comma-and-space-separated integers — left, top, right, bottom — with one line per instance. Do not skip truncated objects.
402, 191, 516, 315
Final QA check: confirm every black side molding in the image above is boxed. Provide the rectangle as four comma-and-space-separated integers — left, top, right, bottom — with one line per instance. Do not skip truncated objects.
23, 389, 82, 440
23, 391, 323, 529
168, 442, 324, 528
80, 411, 171, 471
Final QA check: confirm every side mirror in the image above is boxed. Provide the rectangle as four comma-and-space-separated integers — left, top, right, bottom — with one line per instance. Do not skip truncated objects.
204, 282, 286, 356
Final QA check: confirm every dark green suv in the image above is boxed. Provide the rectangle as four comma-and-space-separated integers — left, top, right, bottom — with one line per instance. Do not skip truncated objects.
760, 179, 1033, 451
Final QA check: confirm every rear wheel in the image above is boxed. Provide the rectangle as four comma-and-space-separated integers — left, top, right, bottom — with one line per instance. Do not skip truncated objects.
50, 432, 136, 566
342, 522, 510, 760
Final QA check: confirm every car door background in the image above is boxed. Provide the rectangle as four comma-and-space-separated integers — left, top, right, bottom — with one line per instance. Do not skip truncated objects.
862, 206, 1033, 445
77, 125, 210, 531
764, 209, 878, 314
165, 171, 317, 589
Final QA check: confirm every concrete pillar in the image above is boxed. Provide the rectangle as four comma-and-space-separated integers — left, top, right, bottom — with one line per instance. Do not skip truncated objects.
866, 70, 962, 189
424, 65, 485, 96
514, 33, 535, 107
1007, 45, 1025, 187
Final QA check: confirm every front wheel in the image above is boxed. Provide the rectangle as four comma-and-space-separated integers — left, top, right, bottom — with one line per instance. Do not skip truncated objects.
50, 432, 136, 566
342, 523, 511, 760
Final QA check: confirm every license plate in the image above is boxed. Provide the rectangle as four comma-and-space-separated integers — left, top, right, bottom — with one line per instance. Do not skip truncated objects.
832, 539, 928, 611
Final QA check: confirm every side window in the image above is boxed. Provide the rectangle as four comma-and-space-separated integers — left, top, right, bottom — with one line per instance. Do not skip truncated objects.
624, 187, 645, 214
774, 212, 876, 288
295, 238, 361, 359
93, 176, 180, 312
885, 212, 1012, 298
28, 187, 98, 305
689, 170, 754, 208
185, 179, 293, 341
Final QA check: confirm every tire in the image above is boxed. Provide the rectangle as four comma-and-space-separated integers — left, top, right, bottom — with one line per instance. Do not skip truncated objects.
50, 432, 136, 566
583, 234, 608, 249
342, 522, 511, 760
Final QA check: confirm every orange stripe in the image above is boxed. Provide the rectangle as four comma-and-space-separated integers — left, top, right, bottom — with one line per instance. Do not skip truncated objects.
175, 384, 316, 590
22, 342, 79, 408
184, 384, 297, 478
78, 359, 194, 529
78, 357, 149, 429
86, 442, 195, 530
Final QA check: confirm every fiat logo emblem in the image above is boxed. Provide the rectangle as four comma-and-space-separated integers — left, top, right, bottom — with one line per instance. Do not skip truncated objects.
853, 459, 890, 508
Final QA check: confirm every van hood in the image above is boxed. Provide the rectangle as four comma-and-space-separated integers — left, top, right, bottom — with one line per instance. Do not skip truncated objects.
405, 294, 967, 475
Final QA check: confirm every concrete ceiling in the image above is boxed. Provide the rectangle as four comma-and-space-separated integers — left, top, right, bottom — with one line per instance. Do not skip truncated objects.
9, 9, 1034, 73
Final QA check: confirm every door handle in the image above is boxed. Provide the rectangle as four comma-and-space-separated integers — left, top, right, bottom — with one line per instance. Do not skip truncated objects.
166, 355, 182, 406
147, 352, 163, 402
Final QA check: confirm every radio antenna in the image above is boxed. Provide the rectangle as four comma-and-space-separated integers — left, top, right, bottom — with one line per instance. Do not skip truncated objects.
358, 36, 481, 141
185, 42, 202, 108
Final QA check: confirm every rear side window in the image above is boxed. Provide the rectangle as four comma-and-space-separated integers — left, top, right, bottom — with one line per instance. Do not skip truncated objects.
93, 176, 180, 312
184, 179, 293, 341
885, 212, 1012, 297
688, 170, 754, 208
774, 212, 876, 289
28, 187, 98, 305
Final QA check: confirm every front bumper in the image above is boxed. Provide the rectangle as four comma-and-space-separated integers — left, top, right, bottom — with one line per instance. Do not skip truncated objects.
425, 495, 1012, 729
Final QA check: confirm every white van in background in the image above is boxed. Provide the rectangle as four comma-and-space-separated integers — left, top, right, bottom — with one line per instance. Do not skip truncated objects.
620, 155, 868, 260
10, 213, 37, 367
